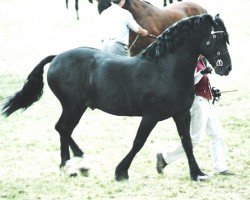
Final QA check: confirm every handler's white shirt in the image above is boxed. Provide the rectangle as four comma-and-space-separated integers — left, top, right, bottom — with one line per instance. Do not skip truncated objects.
99, 3, 140, 45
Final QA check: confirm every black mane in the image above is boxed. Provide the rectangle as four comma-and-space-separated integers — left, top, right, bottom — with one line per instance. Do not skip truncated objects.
140, 14, 216, 60
98, 0, 111, 14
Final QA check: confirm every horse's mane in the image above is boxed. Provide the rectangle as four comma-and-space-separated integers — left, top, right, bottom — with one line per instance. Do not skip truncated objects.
98, 0, 111, 14
140, 14, 217, 60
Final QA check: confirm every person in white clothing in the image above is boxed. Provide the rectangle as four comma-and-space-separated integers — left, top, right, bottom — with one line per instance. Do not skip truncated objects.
98, 0, 148, 56
156, 56, 234, 176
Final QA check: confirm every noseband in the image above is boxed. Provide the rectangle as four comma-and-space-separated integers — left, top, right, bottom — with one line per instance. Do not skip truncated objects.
203, 30, 229, 69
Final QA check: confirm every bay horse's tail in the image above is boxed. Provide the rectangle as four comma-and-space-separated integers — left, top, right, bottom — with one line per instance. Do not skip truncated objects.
2, 55, 56, 117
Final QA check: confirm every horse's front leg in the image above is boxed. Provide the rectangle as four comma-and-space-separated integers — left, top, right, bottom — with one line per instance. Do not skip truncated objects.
173, 111, 208, 181
115, 116, 158, 181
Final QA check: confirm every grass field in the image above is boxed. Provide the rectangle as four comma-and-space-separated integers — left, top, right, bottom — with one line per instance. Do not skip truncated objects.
0, 0, 250, 199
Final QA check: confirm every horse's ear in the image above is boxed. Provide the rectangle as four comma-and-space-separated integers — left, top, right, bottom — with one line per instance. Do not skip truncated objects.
215, 14, 220, 19
214, 14, 230, 44
213, 14, 219, 26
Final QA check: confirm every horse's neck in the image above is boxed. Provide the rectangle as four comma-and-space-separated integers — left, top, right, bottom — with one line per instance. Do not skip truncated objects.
178, 52, 198, 74
161, 38, 201, 76
125, 0, 159, 20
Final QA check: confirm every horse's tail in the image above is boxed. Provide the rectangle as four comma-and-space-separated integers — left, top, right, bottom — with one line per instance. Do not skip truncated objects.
98, 0, 111, 14
2, 55, 56, 117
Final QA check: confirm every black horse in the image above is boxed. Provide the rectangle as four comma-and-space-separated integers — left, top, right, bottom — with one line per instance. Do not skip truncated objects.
3, 14, 232, 181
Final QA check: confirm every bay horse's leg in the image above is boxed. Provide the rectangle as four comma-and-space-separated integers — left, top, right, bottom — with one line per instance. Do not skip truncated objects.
55, 105, 87, 167
173, 111, 208, 181
115, 116, 158, 181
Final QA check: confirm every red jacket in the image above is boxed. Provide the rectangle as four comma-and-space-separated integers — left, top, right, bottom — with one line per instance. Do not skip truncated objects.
195, 59, 212, 100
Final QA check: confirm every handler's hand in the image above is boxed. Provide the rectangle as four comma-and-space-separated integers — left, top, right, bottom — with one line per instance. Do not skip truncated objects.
200, 67, 212, 75
138, 27, 148, 37
212, 87, 221, 98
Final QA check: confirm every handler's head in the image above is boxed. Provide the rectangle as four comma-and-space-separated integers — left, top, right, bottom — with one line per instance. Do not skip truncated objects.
111, 0, 125, 7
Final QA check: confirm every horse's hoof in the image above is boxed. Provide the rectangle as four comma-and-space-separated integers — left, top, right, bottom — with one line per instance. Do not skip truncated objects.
192, 173, 210, 181
69, 172, 78, 177
60, 164, 79, 177
115, 171, 129, 181
196, 174, 210, 181
61, 157, 90, 177
80, 168, 90, 177
59, 163, 65, 169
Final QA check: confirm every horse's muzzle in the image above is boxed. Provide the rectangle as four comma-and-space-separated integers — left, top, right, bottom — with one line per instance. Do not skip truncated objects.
215, 64, 232, 76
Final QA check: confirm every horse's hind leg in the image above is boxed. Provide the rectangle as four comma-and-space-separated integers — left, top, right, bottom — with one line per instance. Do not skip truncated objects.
115, 115, 158, 181
173, 111, 208, 181
55, 105, 87, 168
69, 137, 84, 157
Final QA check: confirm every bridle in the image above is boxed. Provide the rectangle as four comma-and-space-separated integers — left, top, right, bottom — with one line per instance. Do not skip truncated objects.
202, 29, 229, 69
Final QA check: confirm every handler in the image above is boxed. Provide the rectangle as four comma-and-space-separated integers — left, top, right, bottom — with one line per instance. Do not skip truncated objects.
98, 0, 148, 56
156, 55, 234, 177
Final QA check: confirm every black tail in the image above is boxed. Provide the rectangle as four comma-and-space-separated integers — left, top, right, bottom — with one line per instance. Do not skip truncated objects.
2, 55, 56, 117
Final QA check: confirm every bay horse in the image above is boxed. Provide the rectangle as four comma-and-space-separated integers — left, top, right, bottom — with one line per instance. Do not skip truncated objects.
98, 0, 207, 56
2, 14, 232, 181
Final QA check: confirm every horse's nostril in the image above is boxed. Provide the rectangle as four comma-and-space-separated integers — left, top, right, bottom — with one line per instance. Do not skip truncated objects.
228, 66, 232, 71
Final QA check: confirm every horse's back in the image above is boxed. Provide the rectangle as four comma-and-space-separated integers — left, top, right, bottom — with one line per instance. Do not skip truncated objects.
47, 47, 98, 79
151, 2, 207, 28
163, 1, 207, 17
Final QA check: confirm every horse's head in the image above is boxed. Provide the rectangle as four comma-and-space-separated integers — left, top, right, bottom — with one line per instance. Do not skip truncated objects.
202, 14, 232, 76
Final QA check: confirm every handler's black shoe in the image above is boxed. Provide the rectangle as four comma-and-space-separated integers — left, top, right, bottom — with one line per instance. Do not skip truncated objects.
219, 170, 235, 176
156, 153, 167, 174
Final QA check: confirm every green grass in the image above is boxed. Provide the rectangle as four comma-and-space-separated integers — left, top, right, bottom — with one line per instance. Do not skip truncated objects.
1, 0, 250, 199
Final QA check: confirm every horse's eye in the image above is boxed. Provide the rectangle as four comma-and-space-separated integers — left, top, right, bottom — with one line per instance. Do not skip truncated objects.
213, 35, 216, 39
